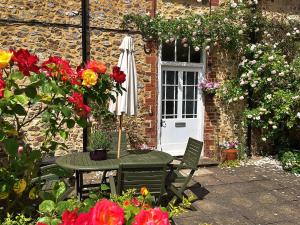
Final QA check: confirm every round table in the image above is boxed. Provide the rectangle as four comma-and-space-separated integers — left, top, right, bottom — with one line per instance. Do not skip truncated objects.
56, 150, 173, 199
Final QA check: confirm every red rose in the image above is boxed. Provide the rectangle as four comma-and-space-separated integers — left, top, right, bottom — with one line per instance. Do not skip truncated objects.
60, 209, 78, 225
110, 66, 126, 84
36, 223, 48, 225
132, 208, 170, 225
75, 212, 91, 225
42, 56, 80, 84
0, 78, 5, 98
90, 199, 124, 225
86, 60, 107, 74
68, 92, 90, 117
11, 48, 40, 76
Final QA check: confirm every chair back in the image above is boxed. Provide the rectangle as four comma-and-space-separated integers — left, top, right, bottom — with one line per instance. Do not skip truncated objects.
117, 163, 168, 198
182, 138, 203, 170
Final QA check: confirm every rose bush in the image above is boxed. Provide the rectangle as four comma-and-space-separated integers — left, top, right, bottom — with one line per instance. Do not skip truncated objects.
0, 48, 125, 217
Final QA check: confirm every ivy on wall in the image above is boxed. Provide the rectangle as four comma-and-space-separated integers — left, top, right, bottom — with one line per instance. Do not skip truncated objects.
123, 0, 300, 149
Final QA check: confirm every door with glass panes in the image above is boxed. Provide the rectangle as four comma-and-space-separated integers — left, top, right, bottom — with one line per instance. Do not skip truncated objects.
159, 41, 204, 156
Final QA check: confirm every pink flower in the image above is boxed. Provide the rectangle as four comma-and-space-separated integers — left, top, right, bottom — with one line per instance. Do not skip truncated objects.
75, 212, 91, 225
133, 208, 170, 225
60, 209, 78, 225
90, 199, 124, 225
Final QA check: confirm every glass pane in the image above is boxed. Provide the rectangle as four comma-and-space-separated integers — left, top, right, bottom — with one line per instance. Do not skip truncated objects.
190, 47, 202, 63
166, 71, 175, 84
162, 101, 165, 116
162, 86, 165, 99
166, 86, 175, 99
185, 101, 193, 114
176, 41, 189, 62
186, 72, 195, 85
162, 71, 165, 84
166, 101, 174, 114
186, 86, 194, 99
162, 42, 175, 61
194, 101, 197, 115
185, 115, 194, 118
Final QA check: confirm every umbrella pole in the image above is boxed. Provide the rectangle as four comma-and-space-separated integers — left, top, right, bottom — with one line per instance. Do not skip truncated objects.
117, 114, 123, 159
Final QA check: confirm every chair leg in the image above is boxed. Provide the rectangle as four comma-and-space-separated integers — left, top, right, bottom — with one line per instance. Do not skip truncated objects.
101, 170, 108, 183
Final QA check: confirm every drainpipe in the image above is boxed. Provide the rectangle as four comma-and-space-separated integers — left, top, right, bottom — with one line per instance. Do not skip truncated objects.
82, 0, 90, 152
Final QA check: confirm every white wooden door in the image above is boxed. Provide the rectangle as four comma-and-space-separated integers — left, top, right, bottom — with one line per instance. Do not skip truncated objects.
159, 66, 204, 156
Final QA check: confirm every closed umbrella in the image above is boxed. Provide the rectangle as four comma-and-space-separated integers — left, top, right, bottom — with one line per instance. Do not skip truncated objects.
109, 35, 138, 158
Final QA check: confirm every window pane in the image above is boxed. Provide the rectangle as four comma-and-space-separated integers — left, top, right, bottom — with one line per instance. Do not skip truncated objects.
194, 101, 197, 115
190, 47, 202, 63
162, 101, 165, 116
185, 101, 194, 114
162, 86, 165, 99
162, 42, 175, 61
166, 101, 174, 114
166, 86, 175, 99
176, 41, 189, 62
186, 86, 194, 99
186, 72, 196, 85
166, 71, 175, 84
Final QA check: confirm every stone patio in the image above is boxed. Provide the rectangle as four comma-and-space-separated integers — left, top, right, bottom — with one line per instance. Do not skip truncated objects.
173, 164, 300, 225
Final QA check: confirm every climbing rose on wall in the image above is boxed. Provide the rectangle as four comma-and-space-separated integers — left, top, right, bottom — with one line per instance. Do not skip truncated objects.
110, 66, 126, 84
68, 92, 91, 117
11, 48, 40, 76
82, 69, 98, 87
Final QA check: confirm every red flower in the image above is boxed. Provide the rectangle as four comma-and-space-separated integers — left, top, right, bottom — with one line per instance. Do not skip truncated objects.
132, 208, 170, 225
11, 48, 40, 76
36, 223, 48, 225
68, 92, 91, 117
0, 78, 5, 98
42, 56, 80, 85
60, 209, 78, 225
75, 212, 91, 225
86, 61, 107, 74
123, 200, 131, 207
131, 197, 141, 207
110, 66, 126, 84
90, 199, 124, 225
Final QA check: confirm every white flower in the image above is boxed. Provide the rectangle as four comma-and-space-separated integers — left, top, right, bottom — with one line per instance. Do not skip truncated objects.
259, 108, 267, 112
268, 56, 274, 61
267, 77, 272, 82
238, 30, 244, 35
255, 116, 261, 120
226, 37, 231, 41
194, 46, 200, 52
224, 18, 229, 23
250, 60, 256, 65
206, 38, 211, 42
266, 94, 272, 99
255, 28, 260, 32
205, 46, 210, 51
272, 125, 277, 129
248, 70, 254, 75
250, 44, 256, 51
240, 80, 245, 85
183, 43, 188, 48
242, 23, 247, 28
254, 80, 259, 84
267, 33, 271, 38
228, 98, 233, 103
253, 0, 258, 4
257, 67, 262, 72
257, 50, 262, 54
241, 73, 247, 78
278, 72, 284, 76
170, 37, 175, 42
261, 64, 266, 68
233, 97, 238, 101
239, 96, 244, 100
297, 112, 300, 118
231, 2, 237, 8
165, 39, 170, 44
197, 20, 202, 26
292, 95, 299, 100
268, 120, 273, 125
247, 114, 253, 119
192, 31, 197, 36
286, 32, 291, 36
271, 70, 276, 74
262, 137, 267, 142
251, 83, 256, 87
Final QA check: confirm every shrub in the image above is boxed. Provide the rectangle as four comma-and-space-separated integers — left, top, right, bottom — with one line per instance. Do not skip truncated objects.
279, 149, 300, 174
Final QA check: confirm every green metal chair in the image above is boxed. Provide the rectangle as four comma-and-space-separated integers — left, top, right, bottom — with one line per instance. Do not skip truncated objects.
109, 163, 168, 205
167, 137, 203, 210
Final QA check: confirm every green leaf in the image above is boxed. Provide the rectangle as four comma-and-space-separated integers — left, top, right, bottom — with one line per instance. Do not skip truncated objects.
76, 118, 88, 128
100, 184, 110, 191
56, 201, 73, 215
66, 119, 75, 129
59, 130, 68, 140
51, 218, 62, 225
13, 104, 27, 116
4, 90, 13, 99
25, 86, 37, 98
14, 94, 29, 105
37, 217, 51, 224
39, 191, 56, 202
3, 138, 18, 157
10, 71, 24, 80
39, 200, 55, 213
61, 106, 72, 117
53, 181, 67, 202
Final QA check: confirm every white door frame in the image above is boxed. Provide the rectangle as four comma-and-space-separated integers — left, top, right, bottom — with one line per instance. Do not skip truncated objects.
157, 47, 206, 153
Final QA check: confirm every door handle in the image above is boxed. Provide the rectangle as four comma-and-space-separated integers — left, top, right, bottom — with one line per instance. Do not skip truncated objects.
160, 120, 166, 128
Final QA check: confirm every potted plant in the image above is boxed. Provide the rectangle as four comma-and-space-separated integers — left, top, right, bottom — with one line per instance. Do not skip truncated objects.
88, 131, 112, 160
220, 141, 239, 161
198, 79, 220, 97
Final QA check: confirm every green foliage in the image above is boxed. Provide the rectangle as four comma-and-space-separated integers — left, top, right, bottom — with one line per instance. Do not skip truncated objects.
219, 160, 241, 168
88, 131, 112, 151
1, 213, 33, 225
167, 194, 196, 218
279, 149, 300, 174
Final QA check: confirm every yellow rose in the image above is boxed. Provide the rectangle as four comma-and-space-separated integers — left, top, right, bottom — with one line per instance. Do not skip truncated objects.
0, 50, 13, 69
82, 69, 98, 87
13, 179, 27, 195
140, 186, 149, 196
0, 192, 9, 200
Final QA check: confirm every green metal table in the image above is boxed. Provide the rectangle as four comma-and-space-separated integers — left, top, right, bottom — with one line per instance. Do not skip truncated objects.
56, 150, 173, 199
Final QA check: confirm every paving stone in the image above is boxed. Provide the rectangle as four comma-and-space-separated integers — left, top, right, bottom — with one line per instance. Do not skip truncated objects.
212, 212, 255, 225
193, 198, 235, 215
193, 175, 224, 186
172, 211, 216, 225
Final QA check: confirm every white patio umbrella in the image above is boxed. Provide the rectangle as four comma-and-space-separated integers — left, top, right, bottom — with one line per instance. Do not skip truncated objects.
109, 35, 138, 158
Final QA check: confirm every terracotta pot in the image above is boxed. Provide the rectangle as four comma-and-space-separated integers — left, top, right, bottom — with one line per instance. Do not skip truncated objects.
223, 149, 238, 161
89, 149, 108, 161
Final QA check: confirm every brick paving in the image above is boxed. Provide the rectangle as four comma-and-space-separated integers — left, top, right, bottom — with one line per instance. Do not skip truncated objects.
173, 165, 300, 225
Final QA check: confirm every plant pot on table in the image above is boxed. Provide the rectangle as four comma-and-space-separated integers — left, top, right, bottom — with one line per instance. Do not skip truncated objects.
223, 149, 238, 161
89, 149, 108, 161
